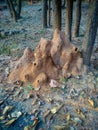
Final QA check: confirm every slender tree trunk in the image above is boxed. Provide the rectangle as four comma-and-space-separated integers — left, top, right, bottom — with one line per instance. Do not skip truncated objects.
52, 0, 62, 31
16, 0, 21, 18
47, 0, 51, 27
82, 0, 98, 66
8, 0, 17, 21
74, 0, 81, 37
62, 0, 66, 9
6, 0, 22, 21
6, 0, 13, 17
42, 0, 47, 28
65, 0, 73, 41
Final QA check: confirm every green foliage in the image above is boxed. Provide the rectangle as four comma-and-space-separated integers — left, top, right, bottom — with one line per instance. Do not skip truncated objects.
0, 33, 6, 39
19, 84, 34, 94
0, 42, 21, 56
60, 77, 68, 84
39, 29, 45, 34
0, 44, 11, 55
27, 83, 34, 91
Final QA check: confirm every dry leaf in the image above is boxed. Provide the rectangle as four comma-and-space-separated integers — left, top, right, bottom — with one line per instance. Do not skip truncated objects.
88, 98, 96, 108
76, 109, 86, 118
54, 125, 70, 130
72, 117, 82, 125
3, 106, 13, 115
31, 118, 39, 127
66, 114, 71, 121
4, 118, 17, 126
24, 126, 31, 130
11, 111, 22, 118
51, 104, 63, 114
0, 100, 3, 105
43, 110, 51, 118
49, 79, 60, 88
0, 115, 5, 120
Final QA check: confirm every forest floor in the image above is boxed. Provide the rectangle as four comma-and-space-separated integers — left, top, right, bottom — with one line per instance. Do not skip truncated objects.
0, 1, 98, 130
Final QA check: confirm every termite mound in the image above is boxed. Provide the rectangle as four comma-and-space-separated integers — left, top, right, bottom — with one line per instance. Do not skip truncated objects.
8, 29, 84, 88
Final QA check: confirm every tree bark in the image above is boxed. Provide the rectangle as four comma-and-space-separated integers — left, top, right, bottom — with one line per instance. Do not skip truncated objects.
82, 0, 98, 66
16, 0, 21, 18
62, 0, 66, 9
6, 0, 13, 17
74, 0, 81, 37
65, 0, 73, 41
47, 0, 51, 27
52, 0, 62, 31
6, 0, 22, 21
42, 0, 47, 28
8, 0, 17, 21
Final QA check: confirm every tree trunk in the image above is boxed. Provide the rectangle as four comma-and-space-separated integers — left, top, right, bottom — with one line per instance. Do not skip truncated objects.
8, 0, 17, 21
74, 0, 81, 37
65, 0, 73, 41
6, 0, 13, 17
16, 0, 21, 18
52, 0, 62, 31
6, 0, 22, 22
47, 0, 51, 27
82, 0, 98, 66
62, 0, 66, 9
42, 0, 47, 28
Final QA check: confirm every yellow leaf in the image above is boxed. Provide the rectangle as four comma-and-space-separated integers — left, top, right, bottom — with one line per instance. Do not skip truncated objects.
88, 98, 96, 108
51, 104, 63, 114
24, 126, 31, 130
3, 106, 13, 115
4, 118, 17, 126
0, 115, 5, 120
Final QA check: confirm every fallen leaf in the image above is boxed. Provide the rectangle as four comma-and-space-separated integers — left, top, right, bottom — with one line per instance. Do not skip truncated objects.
0, 100, 3, 105
11, 111, 22, 118
66, 114, 71, 121
0, 115, 5, 120
72, 117, 82, 125
88, 98, 96, 108
24, 126, 31, 130
49, 79, 60, 88
43, 110, 51, 118
3, 106, 14, 115
31, 118, 39, 127
76, 109, 86, 118
54, 125, 70, 130
4, 118, 17, 126
51, 104, 63, 114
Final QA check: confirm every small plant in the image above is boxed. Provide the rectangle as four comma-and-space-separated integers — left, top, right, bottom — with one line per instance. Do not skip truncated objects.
0, 33, 6, 39
27, 83, 34, 91
60, 77, 68, 84
0, 44, 11, 55
39, 29, 45, 34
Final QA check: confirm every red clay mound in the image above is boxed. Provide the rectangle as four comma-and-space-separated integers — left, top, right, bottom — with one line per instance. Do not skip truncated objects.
8, 29, 85, 88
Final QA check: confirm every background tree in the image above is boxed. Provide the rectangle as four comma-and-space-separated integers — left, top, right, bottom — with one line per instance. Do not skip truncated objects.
42, 0, 47, 28
6, 0, 22, 22
47, 0, 51, 27
74, 0, 81, 37
65, 0, 73, 41
62, 0, 66, 9
82, 0, 98, 66
52, 0, 62, 31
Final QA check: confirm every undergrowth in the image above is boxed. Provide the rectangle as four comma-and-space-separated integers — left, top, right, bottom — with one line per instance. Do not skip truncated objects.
0, 44, 11, 55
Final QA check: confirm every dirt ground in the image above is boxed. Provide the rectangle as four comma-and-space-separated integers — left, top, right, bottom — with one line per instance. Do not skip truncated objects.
0, 1, 98, 130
